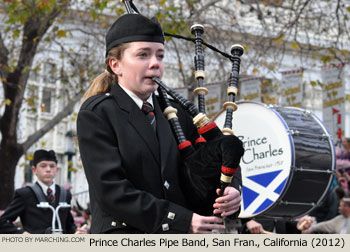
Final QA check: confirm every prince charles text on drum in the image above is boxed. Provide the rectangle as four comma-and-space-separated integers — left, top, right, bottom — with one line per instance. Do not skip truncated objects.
238, 135, 284, 164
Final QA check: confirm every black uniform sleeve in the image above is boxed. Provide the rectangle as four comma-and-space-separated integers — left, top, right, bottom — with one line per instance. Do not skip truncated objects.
0, 191, 26, 234
0, 218, 23, 234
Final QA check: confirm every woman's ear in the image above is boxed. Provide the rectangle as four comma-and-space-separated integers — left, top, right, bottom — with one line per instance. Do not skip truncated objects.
109, 58, 122, 76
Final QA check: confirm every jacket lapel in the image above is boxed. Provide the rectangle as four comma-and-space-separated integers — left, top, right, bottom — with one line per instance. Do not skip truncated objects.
111, 84, 160, 164
154, 96, 177, 174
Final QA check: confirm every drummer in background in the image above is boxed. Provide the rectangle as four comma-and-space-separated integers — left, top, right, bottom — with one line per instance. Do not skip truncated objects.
0, 149, 87, 234
77, 13, 244, 234
298, 197, 350, 234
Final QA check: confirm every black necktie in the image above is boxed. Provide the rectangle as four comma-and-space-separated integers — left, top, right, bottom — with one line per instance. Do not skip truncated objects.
47, 188, 55, 205
142, 101, 156, 132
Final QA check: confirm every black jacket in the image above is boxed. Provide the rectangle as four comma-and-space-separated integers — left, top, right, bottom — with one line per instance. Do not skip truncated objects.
77, 84, 220, 234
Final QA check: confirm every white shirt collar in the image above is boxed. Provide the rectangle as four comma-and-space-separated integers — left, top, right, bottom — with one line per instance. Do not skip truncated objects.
37, 180, 55, 196
119, 84, 154, 109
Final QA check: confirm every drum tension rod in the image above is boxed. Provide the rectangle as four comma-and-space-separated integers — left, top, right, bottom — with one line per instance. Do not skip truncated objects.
278, 201, 316, 207
292, 166, 334, 174
288, 130, 330, 139
302, 111, 312, 117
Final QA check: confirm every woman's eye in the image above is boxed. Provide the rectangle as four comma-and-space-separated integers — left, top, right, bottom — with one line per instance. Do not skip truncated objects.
138, 52, 147, 57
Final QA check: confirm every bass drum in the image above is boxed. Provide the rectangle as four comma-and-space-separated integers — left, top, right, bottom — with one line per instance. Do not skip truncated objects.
214, 101, 335, 219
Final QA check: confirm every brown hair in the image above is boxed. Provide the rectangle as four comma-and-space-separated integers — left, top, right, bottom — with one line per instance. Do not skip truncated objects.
82, 43, 130, 103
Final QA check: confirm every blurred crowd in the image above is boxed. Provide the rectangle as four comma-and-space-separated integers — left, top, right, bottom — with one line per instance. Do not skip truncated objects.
71, 200, 91, 233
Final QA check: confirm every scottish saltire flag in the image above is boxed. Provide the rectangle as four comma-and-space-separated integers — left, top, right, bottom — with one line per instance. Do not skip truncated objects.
241, 169, 289, 216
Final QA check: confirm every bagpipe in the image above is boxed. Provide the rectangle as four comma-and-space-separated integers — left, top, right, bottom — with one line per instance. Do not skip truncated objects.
121, 0, 245, 217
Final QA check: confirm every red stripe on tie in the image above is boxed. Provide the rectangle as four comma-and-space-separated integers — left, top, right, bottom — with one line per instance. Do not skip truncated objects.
178, 141, 192, 150
197, 122, 217, 135
221, 166, 237, 175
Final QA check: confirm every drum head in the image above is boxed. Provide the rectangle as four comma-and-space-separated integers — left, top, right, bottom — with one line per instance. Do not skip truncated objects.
215, 101, 294, 218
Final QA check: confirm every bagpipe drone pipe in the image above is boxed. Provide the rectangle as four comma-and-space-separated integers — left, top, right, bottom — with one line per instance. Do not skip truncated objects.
121, 0, 245, 217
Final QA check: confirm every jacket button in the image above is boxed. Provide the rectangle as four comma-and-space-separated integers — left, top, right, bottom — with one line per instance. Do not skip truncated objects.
162, 223, 169, 231
164, 180, 170, 189
167, 212, 175, 220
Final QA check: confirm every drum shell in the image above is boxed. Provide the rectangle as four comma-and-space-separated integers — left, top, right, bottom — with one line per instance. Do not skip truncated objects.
263, 106, 335, 218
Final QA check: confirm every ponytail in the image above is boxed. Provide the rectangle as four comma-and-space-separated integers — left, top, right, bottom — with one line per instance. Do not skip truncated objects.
81, 43, 130, 103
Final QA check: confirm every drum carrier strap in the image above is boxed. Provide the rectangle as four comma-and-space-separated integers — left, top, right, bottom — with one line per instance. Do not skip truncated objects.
29, 183, 67, 204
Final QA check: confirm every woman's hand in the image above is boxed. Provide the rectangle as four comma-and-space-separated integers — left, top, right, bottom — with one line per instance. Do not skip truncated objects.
213, 186, 241, 217
189, 213, 225, 234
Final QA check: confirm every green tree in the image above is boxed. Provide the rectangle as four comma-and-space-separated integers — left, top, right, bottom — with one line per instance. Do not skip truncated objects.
0, 0, 119, 209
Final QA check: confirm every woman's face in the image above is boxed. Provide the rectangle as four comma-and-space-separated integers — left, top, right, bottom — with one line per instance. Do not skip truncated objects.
110, 41, 164, 100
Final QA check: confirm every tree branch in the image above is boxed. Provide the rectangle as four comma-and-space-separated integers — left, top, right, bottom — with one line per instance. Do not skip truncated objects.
169, 39, 187, 85
21, 93, 82, 152
0, 32, 9, 73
